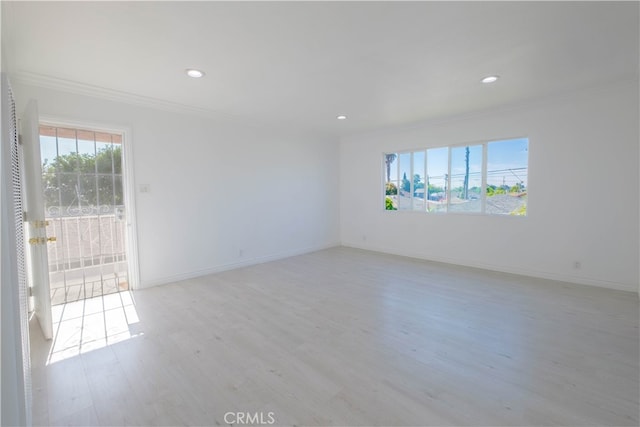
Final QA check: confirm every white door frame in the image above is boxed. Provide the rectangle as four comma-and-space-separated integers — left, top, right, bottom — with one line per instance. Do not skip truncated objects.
38, 115, 141, 291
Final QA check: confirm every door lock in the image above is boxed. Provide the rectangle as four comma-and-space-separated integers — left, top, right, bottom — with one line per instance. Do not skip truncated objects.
28, 236, 57, 245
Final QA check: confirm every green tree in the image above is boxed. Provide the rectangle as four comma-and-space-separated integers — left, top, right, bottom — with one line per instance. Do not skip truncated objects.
428, 183, 444, 193
385, 182, 398, 195
402, 172, 410, 193
413, 174, 424, 190
42, 146, 123, 208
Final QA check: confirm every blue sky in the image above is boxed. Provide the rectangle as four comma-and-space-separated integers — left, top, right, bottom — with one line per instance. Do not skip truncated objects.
487, 138, 528, 187
487, 138, 528, 170
40, 135, 114, 168
386, 137, 528, 186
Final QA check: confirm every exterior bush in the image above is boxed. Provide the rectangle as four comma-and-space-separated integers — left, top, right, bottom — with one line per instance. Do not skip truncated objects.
385, 197, 397, 210
385, 182, 398, 195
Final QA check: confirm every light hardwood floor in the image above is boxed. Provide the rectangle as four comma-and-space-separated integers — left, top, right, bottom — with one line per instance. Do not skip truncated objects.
30, 247, 639, 426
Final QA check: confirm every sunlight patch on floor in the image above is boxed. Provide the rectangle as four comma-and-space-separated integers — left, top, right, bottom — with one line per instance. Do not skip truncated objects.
47, 291, 141, 364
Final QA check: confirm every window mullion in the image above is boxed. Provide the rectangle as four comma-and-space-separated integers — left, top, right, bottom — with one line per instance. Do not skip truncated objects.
423, 150, 427, 212
410, 152, 414, 208
446, 146, 451, 212
482, 142, 488, 214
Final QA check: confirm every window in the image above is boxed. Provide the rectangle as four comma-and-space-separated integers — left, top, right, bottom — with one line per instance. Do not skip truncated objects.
486, 138, 528, 215
383, 137, 528, 216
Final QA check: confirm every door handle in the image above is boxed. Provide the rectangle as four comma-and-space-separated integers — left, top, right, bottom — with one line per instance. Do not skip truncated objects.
28, 236, 57, 245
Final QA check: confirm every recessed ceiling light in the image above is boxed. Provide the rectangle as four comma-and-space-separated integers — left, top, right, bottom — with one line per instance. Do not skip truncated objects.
481, 75, 499, 84
337, 115, 347, 120
186, 69, 205, 78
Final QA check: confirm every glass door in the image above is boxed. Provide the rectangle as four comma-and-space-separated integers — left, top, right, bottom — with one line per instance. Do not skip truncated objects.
39, 125, 129, 306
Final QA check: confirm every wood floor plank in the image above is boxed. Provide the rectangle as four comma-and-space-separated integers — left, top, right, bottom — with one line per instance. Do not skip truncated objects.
30, 247, 639, 426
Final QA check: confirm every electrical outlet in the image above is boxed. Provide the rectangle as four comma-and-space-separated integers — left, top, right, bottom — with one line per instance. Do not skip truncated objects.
573, 261, 582, 269
139, 184, 150, 193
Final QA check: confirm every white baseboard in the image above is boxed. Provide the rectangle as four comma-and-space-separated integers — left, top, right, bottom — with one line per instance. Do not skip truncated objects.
139, 241, 341, 288
341, 241, 638, 294
138, 240, 637, 295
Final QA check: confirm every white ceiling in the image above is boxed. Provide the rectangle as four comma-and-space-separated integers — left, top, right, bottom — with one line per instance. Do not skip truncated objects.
4, 1, 639, 136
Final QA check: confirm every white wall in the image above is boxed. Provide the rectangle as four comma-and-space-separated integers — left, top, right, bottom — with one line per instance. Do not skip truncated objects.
9, 79, 639, 295
13, 83, 340, 287
340, 80, 639, 293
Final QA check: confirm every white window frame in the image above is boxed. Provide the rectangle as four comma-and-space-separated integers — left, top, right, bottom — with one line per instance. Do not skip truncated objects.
383, 136, 528, 217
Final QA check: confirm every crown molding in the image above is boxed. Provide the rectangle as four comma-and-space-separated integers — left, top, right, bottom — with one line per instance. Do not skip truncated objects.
11, 70, 247, 123
341, 75, 640, 141
10, 70, 336, 139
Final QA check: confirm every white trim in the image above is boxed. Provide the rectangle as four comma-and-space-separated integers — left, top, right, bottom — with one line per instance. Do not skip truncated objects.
13, 71, 331, 139
14, 71, 245, 123
342, 242, 638, 294
121, 128, 140, 293
409, 151, 414, 210
446, 145, 452, 212
38, 115, 141, 291
141, 242, 340, 288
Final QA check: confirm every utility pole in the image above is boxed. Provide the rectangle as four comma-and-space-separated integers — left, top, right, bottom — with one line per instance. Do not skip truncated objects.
444, 173, 448, 201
